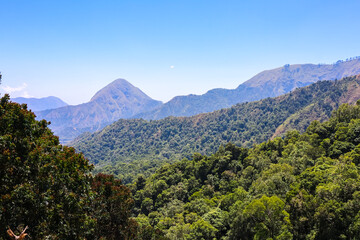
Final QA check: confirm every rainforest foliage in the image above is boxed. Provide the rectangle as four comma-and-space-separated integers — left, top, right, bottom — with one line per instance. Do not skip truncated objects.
74, 76, 360, 183
3, 88, 360, 239
130, 100, 360, 239
0, 95, 136, 239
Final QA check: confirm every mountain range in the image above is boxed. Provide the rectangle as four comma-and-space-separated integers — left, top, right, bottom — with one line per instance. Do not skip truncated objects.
12, 96, 68, 111
36, 58, 360, 143
35, 79, 162, 143
135, 58, 360, 119
72, 75, 360, 183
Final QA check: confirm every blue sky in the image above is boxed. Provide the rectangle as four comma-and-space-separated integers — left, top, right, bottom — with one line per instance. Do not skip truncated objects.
1, 0, 360, 105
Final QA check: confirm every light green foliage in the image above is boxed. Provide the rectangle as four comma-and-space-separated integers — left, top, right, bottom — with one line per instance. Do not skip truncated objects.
242, 195, 292, 240
186, 219, 218, 240
250, 163, 296, 198
133, 100, 360, 239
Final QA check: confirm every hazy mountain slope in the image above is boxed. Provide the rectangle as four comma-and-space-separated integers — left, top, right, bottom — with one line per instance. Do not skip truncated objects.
72, 75, 360, 181
136, 58, 360, 120
36, 79, 162, 143
12, 96, 68, 111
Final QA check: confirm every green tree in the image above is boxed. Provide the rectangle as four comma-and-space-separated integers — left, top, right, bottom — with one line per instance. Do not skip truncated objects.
233, 195, 292, 240
185, 218, 218, 240
91, 173, 137, 240
0, 94, 94, 239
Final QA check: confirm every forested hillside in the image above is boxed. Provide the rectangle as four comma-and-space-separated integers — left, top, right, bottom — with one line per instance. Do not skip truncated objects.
3, 89, 360, 239
131, 100, 360, 239
73, 75, 360, 183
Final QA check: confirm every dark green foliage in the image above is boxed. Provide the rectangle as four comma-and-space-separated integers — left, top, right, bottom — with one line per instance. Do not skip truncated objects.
0, 95, 137, 239
132, 100, 360, 239
73, 76, 360, 182
0, 94, 93, 239
91, 173, 137, 239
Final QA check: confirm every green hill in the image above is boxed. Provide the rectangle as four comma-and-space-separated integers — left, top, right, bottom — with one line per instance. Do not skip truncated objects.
131, 100, 360, 239
72, 75, 360, 183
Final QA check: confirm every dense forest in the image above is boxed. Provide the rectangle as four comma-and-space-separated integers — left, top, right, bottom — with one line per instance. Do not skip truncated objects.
73, 75, 360, 183
3, 93, 360, 239
2, 75, 360, 239
0, 95, 137, 239
130, 100, 360, 239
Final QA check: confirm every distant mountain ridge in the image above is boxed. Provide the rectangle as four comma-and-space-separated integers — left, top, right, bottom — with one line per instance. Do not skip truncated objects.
36, 79, 162, 143
12, 96, 68, 111
36, 57, 360, 143
72, 75, 360, 183
135, 58, 360, 120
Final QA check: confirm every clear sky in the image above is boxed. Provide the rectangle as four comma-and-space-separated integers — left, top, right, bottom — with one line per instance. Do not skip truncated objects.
1, 0, 360, 105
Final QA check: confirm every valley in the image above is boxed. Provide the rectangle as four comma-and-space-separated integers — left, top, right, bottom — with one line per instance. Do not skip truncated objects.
72, 75, 360, 183
3, 1, 360, 238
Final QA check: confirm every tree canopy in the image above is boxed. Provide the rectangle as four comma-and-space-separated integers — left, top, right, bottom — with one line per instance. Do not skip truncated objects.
0, 94, 136, 239
130, 100, 360, 239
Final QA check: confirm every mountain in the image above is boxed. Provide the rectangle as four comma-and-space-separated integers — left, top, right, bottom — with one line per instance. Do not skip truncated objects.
135, 58, 360, 120
36, 79, 162, 143
72, 75, 360, 183
11, 96, 68, 111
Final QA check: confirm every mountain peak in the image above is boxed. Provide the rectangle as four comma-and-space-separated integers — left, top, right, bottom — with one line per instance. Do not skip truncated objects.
90, 78, 142, 102
36, 78, 162, 143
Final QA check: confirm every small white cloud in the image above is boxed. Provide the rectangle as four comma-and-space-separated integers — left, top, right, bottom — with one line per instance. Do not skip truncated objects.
21, 91, 33, 98
1, 83, 33, 98
170, 65, 175, 69
2, 83, 28, 93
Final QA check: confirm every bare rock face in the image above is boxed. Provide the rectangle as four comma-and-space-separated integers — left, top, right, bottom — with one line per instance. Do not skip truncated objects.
36, 79, 162, 143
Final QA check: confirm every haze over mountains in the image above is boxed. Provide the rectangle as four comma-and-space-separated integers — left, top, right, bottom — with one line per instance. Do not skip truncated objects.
12, 96, 68, 111
135, 58, 360, 119
35, 58, 360, 143
72, 75, 360, 182
35, 79, 162, 143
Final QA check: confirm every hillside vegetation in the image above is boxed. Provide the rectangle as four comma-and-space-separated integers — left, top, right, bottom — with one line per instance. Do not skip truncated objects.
3, 90, 360, 239
73, 75, 360, 183
0, 95, 137, 239
131, 100, 360, 239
